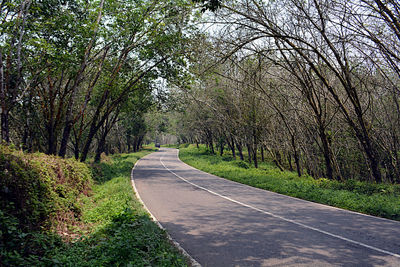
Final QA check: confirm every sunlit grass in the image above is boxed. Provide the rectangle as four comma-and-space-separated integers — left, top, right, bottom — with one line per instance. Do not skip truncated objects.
52, 148, 187, 266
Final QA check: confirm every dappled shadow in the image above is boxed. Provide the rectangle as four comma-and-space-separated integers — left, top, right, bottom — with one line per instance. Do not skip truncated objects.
160, 203, 399, 267
157, 168, 400, 260
159, 167, 400, 251
133, 148, 400, 266
91, 159, 134, 184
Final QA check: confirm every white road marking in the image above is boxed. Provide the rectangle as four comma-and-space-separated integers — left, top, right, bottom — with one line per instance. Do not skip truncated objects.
159, 149, 400, 259
130, 157, 202, 267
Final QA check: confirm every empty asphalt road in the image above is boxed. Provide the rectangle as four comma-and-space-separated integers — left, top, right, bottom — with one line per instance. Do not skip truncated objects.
132, 148, 400, 266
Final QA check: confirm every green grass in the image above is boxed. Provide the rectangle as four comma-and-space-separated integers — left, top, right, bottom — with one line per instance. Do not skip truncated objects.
1, 147, 188, 266
81, 151, 155, 231
51, 149, 188, 266
179, 145, 400, 221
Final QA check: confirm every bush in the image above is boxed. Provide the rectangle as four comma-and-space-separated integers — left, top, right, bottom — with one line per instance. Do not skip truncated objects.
1, 146, 186, 266
0, 145, 92, 231
222, 156, 234, 162
0, 145, 92, 264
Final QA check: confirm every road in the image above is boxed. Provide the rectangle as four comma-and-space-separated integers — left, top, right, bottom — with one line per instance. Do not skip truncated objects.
132, 148, 400, 266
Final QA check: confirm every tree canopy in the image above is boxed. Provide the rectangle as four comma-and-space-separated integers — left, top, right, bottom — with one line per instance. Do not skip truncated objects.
1, 0, 400, 183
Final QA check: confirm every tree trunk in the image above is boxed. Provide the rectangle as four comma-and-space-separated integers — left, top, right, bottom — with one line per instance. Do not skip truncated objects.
22, 127, 28, 150
253, 145, 258, 168
209, 140, 215, 154
319, 128, 334, 180
275, 150, 283, 167
127, 141, 131, 152
266, 146, 284, 171
80, 122, 98, 162
46, 122, 57, 155
206, 130, 214, 154
94, 132, 107, 163
362, 138, 382, 183
133, 136, 138, 152
247, 144, 252, 164
1, 44, 9, 143
237, 142, 244, 160
253, 131, 258, 168
136, 135, 143, 151
230, 136, 236, 159
59, 121, 73, 157
261, 146, 264, 162
287, 153, 293, 172
292, 136, 302, 177
1, 109, 10, 143
74, 142, 79, 160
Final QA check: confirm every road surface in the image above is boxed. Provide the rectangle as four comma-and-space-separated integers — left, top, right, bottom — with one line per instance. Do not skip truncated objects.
132, 148, 400, 266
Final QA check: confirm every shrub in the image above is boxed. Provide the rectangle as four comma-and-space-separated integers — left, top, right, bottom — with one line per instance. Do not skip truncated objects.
0, 145, 92, 264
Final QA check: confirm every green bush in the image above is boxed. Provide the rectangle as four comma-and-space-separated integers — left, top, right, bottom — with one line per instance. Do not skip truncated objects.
0, 145, 92, 231
222, 156, 234, 162
1, 146, 186, 266
0, 145, 92, 265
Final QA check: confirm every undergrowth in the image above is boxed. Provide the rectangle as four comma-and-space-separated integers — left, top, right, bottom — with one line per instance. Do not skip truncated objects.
1, 146, 187, 266
179, 145, 400, 221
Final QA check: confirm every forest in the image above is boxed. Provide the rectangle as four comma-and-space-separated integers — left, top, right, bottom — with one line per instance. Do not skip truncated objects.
174, 0, 400, 184
0, 0, 198, 163
1, 0, 399, 185
2, 0, 399, 183
0, 0, 400, 183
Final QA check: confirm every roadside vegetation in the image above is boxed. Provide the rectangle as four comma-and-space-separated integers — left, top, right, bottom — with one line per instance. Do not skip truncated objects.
179, 145, 400, 221
1, 145, 187, 266
2, 0, 400, 262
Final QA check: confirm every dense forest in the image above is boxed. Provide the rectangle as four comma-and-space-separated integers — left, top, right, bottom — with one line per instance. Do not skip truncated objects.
1, 0, 399, 182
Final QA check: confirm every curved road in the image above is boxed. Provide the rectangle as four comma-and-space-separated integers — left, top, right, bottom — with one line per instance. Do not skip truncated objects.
132, 148, 400, 266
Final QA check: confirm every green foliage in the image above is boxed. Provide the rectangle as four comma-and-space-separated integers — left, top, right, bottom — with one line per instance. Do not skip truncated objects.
1, 146, 186, 266
235, 161, 249, 169
0, 145, 92, 231
0, 144, 91, 265
83, 151, 156, 227
221, 156, 234, 162
53, 149, 186, 266
162, 144, 180, 148
180, 145, 400, 221
52, 209, 186, 266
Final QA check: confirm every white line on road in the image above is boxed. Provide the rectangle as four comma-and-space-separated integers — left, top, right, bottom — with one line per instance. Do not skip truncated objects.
160, 149, 400, 259
131, 157, 202, 267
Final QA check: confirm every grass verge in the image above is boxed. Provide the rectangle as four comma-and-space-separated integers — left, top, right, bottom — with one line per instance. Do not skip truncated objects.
179, 145, 400, 221
51, 149, 188, 266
